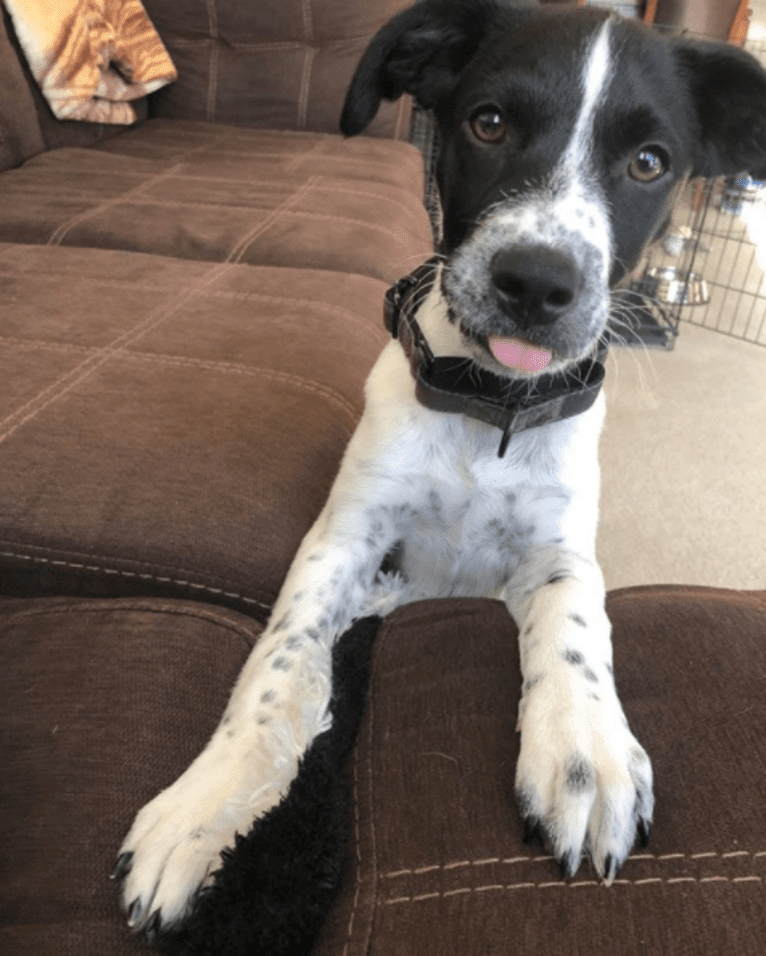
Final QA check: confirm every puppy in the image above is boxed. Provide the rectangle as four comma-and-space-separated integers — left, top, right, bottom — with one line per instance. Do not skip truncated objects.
115, 0, 766, 935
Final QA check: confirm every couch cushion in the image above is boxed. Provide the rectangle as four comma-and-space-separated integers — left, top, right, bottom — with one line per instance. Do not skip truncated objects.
2, 587, 765, 955
0, 595, 261, 955
142, 0, 413, 137
0, 120, 432, 282
0, 243, 393, 619
316, 587, 766, 956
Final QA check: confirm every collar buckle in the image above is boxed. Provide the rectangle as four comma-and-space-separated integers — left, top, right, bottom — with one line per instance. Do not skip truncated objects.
384, 272, 422, 340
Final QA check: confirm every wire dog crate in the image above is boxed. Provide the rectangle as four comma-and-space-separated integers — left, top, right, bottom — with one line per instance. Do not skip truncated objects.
410, 33, 766, 353
618, 34, 766, 350
616, 174, 766, 350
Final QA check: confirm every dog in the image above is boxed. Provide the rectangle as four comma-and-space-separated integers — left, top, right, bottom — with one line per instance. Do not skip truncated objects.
114, 0, 766, 935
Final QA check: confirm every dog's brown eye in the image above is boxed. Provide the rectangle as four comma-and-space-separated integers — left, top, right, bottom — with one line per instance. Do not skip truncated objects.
629, 147, 668, 182
470, 109, 508, 144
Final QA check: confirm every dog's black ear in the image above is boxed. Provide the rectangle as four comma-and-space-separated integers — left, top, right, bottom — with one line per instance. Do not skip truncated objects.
341, 0, 534, 136
675, 40, 766, 180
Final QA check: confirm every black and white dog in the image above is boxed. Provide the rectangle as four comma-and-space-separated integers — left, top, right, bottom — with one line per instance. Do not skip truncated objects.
115, 0, 766, 934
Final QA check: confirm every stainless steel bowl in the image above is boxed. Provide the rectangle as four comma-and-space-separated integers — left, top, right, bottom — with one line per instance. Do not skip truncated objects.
646, 267, 709, 306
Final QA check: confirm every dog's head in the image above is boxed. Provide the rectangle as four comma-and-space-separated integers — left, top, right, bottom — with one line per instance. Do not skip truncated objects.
342, 0, 766, 376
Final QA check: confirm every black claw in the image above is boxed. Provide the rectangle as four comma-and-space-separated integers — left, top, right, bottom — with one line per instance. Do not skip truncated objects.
603, 854, 617, 882
523, 816, 542, 845
144, 910, 162, 943
558, 850, 579, 880
127, 898, 144, 930
638, 818, 652, 848
111, 851, 133, 881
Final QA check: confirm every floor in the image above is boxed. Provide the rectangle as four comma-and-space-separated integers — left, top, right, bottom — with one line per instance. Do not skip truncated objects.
752, 0, 766, 35
598, 320, 765, 591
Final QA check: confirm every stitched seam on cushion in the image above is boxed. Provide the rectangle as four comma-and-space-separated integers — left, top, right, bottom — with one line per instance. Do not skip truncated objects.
298, 0, 314, 131
2, 599, 261, 647
229, 177, 318, 264
98, 196, 423, 234
165, 35, 377, 52
383, 857, 554, 879
278, 210, 415, 245
41, 138, 217, 247
140, 148, 420, 173
343, 740, 363, 956
208, 43, 220, 123
164, 146, 420, 172
116, 351, 360, 427
29, 174, 420, 201
0, 283, 386, 350
0, 260, 235, 445
0, 267, 385, 315
381, 875, 765, 903
46, 164, 182, 247
0, 548, 274, 613
0, 538, 275, 596
0, 336, 95, 357
297, 47, 317, 131
206, 0, 219, 122
165, 37, 216, 49
309, 184, 424, 223
301, 0, 313, 40
203, 291, 386, 345
381, 850, 766, 880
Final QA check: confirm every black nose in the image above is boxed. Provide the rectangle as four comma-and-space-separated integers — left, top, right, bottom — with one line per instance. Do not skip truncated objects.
491, 247, 578, 328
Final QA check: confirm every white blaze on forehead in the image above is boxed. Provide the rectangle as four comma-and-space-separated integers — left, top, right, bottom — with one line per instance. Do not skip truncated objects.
559, 18, 614, 175
544, 16, 615, 270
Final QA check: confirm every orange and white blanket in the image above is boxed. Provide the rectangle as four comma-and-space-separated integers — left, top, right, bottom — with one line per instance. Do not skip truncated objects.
3, 0, 176, 124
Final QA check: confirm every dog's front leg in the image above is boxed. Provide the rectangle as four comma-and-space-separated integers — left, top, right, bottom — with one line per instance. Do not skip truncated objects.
114, 494, 398, 934
502, 547, 653, 882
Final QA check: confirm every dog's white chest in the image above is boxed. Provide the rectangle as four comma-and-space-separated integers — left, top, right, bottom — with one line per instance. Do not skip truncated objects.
353, 342, 587, 603
397, 470, 535, 599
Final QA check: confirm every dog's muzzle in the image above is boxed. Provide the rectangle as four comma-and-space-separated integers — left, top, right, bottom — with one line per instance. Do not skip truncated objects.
385, 258, 608, 458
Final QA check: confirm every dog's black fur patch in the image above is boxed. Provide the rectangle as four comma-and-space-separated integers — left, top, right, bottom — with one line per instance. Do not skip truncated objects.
156, 615, 381, 956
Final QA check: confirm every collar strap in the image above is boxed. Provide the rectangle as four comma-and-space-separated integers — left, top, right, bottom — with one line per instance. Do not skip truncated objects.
384, 257, 608, 457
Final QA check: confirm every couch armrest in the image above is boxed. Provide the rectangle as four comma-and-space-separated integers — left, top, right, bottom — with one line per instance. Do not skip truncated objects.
316, 587, 766, 955
0, 7, 44, 170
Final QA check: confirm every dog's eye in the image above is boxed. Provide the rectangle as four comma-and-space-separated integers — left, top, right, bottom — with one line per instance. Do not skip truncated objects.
629, 147, 668, 182
470, 109, 508, 145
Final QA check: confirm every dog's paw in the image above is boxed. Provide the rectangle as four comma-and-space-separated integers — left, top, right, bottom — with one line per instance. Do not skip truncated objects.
515, 682, 653, 882
112, 747, 294, 936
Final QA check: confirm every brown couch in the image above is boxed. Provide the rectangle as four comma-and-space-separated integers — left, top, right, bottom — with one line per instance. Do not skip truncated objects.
1, 1, 765, 954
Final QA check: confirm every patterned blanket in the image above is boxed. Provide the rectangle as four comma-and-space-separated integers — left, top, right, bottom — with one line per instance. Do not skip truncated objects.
3, 0, 176, 124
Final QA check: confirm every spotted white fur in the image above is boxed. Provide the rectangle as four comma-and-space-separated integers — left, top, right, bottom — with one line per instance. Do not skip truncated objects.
115, 262, 651, 931
115, 11, 657, 936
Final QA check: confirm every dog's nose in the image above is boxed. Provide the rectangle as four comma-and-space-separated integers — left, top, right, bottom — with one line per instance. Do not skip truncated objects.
491, 247, 578, 328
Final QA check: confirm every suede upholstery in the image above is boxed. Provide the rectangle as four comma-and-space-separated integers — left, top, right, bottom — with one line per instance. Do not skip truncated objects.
315, 589, 766, 956
1, 2, 764, 954
142, 0, 412, 138
0, 8, 44, 170
0, 122, 428, 273
3, 590, 766, 955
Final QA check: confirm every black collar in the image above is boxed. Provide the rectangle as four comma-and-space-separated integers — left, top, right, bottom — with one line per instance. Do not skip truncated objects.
384, 257, 608, 457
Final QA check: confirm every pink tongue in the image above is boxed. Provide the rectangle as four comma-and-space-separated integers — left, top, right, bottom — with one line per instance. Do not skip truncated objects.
489, 335, 552, 372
